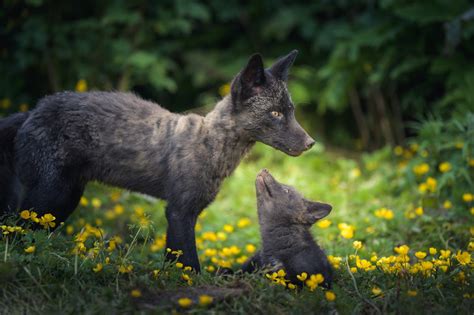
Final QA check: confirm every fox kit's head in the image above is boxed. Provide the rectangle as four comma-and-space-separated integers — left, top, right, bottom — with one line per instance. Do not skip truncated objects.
231, 50, 314, 156
255, 169, 332, 226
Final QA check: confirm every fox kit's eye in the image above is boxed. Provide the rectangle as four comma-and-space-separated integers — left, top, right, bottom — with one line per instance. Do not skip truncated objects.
271, 111, 283, 118
284, 188, 289, 193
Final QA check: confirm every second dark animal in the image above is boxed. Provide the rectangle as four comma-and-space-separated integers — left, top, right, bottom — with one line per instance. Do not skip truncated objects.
243, 169, 333, 287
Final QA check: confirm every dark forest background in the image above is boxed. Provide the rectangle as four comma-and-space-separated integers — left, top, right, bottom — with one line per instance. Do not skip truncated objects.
1, 0, 473, 150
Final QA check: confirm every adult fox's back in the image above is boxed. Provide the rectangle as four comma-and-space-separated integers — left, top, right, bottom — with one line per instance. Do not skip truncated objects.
0, 51, 316, 271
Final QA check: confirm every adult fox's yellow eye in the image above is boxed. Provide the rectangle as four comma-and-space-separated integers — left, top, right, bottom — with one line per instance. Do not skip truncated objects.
271, 111, 283, 118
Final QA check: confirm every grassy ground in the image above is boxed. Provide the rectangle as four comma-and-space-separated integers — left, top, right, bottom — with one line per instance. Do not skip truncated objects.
0, 143, 472, 314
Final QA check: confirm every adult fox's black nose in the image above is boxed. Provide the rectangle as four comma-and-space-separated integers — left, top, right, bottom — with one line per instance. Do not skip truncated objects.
304, 138, 315, 150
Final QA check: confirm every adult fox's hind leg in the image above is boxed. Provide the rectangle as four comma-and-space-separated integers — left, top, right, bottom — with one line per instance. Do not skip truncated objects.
18, 167, 85, 225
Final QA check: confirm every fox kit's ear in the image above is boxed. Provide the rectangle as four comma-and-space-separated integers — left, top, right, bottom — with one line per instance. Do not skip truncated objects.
305, 199, 332, 220
268, 50, 298, 81
240, 53, 265, 89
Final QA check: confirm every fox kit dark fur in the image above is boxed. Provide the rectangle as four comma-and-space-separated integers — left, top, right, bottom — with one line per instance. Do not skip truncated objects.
0, 51, 315, 271
242, 169, 333, 287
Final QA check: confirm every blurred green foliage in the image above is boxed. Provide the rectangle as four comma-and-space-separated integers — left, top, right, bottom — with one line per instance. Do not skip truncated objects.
1, 0, 474, 149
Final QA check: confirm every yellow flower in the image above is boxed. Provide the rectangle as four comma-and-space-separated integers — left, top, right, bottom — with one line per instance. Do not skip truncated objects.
198, 295, 213, 306
80, 196, 89, 206
237, 217, 251, 228
455, 251, 471, 265
245, 244, 256, 254
429, 247, 437, 255
439, 162, 451, 173
463, 193, 473, 202
426, 177, 437, 192
338, 223, 355, 239
374, 207, 394, 220
412, 163, 429, 176
118, 264, 133, 273
223, 224, 234, 233
176, 262, 184, 269
440, 250, 451, 259
394, 245, 410, 255
93, 263, 103, 272
372, 287, 382, 296
20, 210, 30, 219
288, 283, 297, 289
414, 207, 423, 216
297, 272, 308, 281
468, 242, 474, 252
353, 241, 363, 250
415, 252, 426, 260
114, 205, 124, 215
325, 291, 336, 301
1, 98, 11, 109
38, 213, 56, 228
443, 200, 452, 209
317, 219, 331, 229
24, 246, 35, 253
469, 159, 474, 167
219, 83, 231, 97
91, 198, 102, 208
178, 297, 193, 308
130, 289, 141, 298
407, 290, 418, 297
350, 267, 357, 273
421, 261, 433, 271
350, 168, 361, 179
75, 79, 88, 92
19, 104, 29, 112
455, 141, 464, 149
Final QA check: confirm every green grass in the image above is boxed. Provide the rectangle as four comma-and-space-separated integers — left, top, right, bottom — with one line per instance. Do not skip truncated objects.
0, 143, 472, 314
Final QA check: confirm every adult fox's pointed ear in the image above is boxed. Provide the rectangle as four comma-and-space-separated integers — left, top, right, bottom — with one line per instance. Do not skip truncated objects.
231, 53, 266, 103
240, 53, 265, 88
304, 199, 332, 220
268, 50, 298, 81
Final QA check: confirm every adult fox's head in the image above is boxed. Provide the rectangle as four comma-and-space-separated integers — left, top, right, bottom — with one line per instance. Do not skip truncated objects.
255, 169, 332, 226
230, 50, 314, 156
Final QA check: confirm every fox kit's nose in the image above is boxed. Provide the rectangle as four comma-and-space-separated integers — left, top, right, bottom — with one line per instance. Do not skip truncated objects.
304, 138, 315, 150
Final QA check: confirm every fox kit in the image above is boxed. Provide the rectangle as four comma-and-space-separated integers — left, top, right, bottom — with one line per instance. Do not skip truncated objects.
243, 169, 333, 287
0, 50, 315, 271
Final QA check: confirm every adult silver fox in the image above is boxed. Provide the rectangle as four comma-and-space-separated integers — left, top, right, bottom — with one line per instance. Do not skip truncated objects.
0, 50, 315, 271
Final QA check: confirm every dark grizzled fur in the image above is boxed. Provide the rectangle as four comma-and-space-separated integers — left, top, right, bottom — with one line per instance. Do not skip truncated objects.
242, 169, 333, 287
0, 50, 315, 271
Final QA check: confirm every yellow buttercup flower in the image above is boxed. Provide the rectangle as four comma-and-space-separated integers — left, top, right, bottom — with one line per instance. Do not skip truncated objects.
219, 83, 231, 97
245, 244, 256, 254
439, 162, 451, 173
20, 210, 30, 219
325, 291, 336, 301
407, 290, 418, 297
223, 224, 234, 233
455, 251, 471, 265
178, 297, 193, 308
463, 193, 473, 202
91, 198, 102, 208
414, 207, 423, 216
297, 272, 308, 281
317, 219, 331, 229
237, 217, 251, 228
443, 200, 452, 209
24, 246, 35, 253
130, 289, 141, 298
372, 287, 382, 296
338, 223, 355, 239
374, 207, 394, 220
75, 79, 88, 92
394, 245, 410, 255
415, 252, 426, 260
198, 295, 213, 306
412, 163, 429, 176
353, 241, 363, 250
93, 263, 103, 272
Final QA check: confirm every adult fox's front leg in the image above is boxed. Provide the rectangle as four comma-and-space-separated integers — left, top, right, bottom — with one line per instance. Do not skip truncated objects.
165, 202, 201, 272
